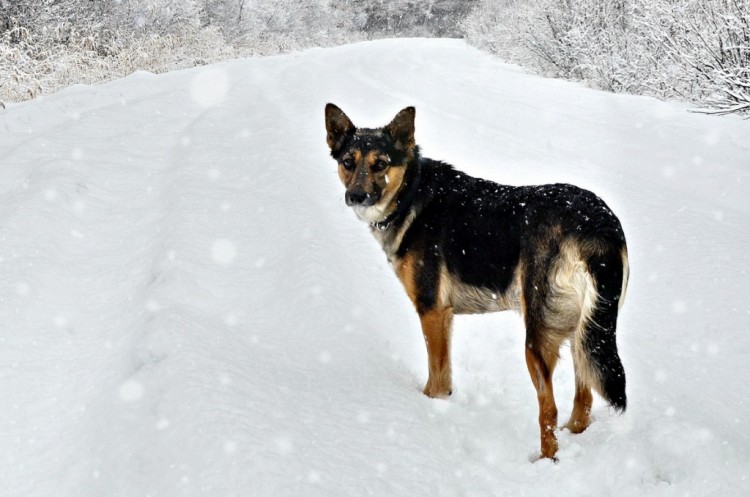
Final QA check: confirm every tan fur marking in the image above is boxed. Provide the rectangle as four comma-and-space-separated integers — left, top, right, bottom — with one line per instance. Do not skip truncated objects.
337, 163, 349, 185
378, 165, 406, 216
420, 307, 453, 398
395, 252, 419, 305
439, 264, 522, 314
376, 209, 417, 262
552, 240, 602, 396
395, 254, 453, 398
619, 246, 629, 310
364, 150, 379, 166
566, 379, 593, 433
517, 262, 527, 316
338, 143, 408, 225
545, 240, 593, 332
525, 347, 559, 460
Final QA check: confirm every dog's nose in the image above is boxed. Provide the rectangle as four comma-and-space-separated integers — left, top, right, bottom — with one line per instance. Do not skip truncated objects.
346, 190, 370, 206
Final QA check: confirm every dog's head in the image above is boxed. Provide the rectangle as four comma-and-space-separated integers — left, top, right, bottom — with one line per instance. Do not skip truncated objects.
325, 103, 416, 224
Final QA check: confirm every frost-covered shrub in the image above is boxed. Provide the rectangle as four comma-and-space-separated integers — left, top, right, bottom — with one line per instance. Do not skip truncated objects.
200, 0, 361, 54
1, 0, 480, 104
465, 0, 650, 93
638, 0, 750, 115
1, 0, 202, 37
5, 0, 743, 115
463, 0, 750, 116
239, 0, 360, 54
200, 0, 474, 51
351, 0, 476, 38
461, 1, 525, 62
0, 0, 225, 103
0, 17, 233, 103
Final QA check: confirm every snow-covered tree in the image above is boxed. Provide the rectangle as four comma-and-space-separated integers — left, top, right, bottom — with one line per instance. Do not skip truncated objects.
349, 0, 476, 37
463, 0, 750, 116
639, 0, 750, 115
2, 0, 747, 115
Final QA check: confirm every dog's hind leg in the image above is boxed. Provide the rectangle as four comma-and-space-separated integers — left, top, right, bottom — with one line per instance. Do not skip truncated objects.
565, 258, 598, 434
525, 347, 559, 459
522, 290, 565, 459
566, 354, 594, 433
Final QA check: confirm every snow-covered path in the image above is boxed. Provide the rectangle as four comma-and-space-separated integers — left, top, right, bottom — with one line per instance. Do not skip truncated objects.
1, 39, 749, 496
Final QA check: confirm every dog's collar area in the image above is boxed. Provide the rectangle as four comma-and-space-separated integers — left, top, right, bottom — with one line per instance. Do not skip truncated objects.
369, 209, 397, 231
369, 161, 422, 232
370, 219, 391, 231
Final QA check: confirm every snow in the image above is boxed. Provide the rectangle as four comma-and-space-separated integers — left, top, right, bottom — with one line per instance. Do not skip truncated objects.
1, 39, 749, 496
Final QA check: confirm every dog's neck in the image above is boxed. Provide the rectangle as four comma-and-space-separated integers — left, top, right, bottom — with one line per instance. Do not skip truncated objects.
369, 158, 422, 232
372, 209, 417, 264
369, 159, 422, 262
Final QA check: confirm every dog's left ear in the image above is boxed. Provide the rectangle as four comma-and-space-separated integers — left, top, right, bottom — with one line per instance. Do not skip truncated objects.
325, 103, 355, 153
386, 106, 415, 150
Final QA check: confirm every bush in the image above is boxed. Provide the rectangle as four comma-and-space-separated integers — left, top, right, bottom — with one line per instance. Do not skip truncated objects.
0, 0, 229, 103
2, 0, 747, 116
1, 0, 477, 104
350, 0, 476, 37
463, 0, 750, 116
0, 18, 234, 103
200, 0, 362, 54
639, 0, 750, 115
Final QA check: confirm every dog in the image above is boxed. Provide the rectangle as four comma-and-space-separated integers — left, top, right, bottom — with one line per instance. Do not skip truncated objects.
324, 103, 629, 460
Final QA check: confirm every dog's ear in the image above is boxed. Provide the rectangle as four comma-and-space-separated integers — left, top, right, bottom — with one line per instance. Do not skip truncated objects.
386, 106, 415, 150
325, 103, 355, 153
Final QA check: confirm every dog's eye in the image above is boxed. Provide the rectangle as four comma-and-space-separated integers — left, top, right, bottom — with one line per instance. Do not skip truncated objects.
372, 159, 388, 172
342, 158, 355, 171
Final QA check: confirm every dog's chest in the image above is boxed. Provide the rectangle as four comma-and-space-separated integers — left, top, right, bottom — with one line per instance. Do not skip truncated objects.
371, 211, 417, 263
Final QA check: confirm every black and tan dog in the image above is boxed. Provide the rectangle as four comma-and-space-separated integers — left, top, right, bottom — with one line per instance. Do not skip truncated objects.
324, 103, 629, 460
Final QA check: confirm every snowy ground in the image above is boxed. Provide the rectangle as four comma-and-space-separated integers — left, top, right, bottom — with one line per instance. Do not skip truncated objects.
1, 39, 749, 497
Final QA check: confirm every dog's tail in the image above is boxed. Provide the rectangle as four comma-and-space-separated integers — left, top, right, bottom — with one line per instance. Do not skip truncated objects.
575, 243, 628, 412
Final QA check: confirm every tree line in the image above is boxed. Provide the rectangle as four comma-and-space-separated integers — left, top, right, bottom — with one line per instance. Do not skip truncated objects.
2, 0, 747, 116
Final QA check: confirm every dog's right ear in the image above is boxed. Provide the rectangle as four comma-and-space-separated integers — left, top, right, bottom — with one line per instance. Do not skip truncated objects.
325, 103, 355, 153
386, 106, 415, 151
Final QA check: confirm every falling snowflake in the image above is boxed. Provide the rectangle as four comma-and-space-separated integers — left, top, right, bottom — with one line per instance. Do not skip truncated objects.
119, 379, 144, 403
212, 239, 237, 265
190, 68, 230, 108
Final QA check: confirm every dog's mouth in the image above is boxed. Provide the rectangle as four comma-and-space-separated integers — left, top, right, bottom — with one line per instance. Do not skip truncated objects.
345, 190, 385, 223
351, 204, 387, 224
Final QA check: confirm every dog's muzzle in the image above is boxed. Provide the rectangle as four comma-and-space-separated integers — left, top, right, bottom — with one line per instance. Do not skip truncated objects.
345, 190, 378, 207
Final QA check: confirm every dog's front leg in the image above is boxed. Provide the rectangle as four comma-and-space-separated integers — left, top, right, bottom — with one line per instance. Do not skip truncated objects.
393, 252, 452, 398
419, 306, 453, 398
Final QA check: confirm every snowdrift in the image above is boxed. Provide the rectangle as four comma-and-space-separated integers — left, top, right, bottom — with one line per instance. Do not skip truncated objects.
1, 39, 749, 496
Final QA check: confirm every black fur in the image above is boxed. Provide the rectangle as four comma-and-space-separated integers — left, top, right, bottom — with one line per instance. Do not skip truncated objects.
393, 155, 626, 304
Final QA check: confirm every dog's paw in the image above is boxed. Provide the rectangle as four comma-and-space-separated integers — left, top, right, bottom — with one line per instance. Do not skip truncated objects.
422, 383, 452, 399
